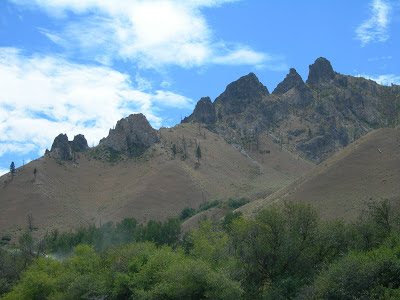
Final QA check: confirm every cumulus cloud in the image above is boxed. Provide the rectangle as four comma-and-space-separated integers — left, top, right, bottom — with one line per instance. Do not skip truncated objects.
356, 0, 392, 46
0, 47, 193, 156
11, 0, 272, 69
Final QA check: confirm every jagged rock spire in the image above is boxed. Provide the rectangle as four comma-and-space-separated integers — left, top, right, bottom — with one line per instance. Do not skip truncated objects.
99, 113, 159, 156
214, 72, 269, 115
182, 97, 216, 124
273, 68, 305, 95
306, 57, 335, 85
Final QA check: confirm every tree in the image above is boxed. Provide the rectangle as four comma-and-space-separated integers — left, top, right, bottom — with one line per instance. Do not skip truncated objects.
27, 214, 34, 231
196, 145, 202, 163
171, 144, 177, 158
33, 167, 37, 179
9, 162, 15, 178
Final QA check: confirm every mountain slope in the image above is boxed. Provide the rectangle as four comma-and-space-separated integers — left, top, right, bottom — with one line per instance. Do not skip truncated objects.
0, 123, 312, 240
239, 127, 400, 221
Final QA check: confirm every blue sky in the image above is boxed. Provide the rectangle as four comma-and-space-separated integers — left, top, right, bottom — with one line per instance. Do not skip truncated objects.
0, 0, 399, 175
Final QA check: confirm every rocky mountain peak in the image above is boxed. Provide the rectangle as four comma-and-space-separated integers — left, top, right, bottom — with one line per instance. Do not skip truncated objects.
49, 133, 88, 160
71, 134, 89, 152
181, 96, 216, 124
99, 113, 159, 156
306, 57, 335, 85
272, 68, 305, 95
50, 133, 71, 160
214, 72, 269, 115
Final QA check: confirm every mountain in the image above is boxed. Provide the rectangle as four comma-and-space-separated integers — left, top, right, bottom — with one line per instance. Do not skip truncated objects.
183, 57, 400, 163
238, 127, 400, 221
0, 117, 312, 240
1, 57, 399, 240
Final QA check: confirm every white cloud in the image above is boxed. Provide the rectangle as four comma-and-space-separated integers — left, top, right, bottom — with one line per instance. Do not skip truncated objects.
356, 0, 392, 46
0, 168, 9, 177
11, 0, 273, 69
357, 73, 400, 85
0, 47, 193, 156
367, 55, 392, 61
213, 47, 271, 65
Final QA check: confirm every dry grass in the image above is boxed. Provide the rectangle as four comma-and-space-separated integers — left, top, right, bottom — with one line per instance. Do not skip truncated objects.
0, 123, 312, 242
239, 128, 400, 221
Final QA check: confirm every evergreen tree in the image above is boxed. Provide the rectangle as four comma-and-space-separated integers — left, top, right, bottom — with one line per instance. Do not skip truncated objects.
196, 145, 202, 163
171, 144, 177, 158
9, 162, 15, 178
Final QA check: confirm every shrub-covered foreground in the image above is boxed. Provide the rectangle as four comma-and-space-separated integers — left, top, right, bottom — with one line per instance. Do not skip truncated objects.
3, 199, 400, 299
4, 243, 242, 299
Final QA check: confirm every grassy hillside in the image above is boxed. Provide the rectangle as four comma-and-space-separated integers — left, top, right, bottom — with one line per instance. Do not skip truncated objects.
239, 127, 400, 220
0, 123, 313, 242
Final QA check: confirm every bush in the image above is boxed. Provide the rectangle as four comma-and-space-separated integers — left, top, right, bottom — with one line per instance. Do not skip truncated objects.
199, 200, 220, 212
227, 198, 249, 209
312, 239, 400, 299
4, 242, 243, 299
179, 207, 196, 221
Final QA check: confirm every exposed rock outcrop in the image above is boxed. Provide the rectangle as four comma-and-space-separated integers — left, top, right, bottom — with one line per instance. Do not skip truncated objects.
306, 57, 335, 85
71, 134, 89, 152
99, 113, 159, 156
273, 68, 305, 95
182, 57, 400, 163
50, 134, 72, 160
214, 72, 269, 116
49, 133, 89, 160
182, 97, 216, 124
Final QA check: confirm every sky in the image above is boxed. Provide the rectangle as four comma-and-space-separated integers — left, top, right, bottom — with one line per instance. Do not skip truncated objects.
0, 0, 399, 175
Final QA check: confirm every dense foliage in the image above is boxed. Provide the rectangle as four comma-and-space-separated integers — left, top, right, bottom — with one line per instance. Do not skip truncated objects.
2, 199, 400, 299
42, 217, 181, 254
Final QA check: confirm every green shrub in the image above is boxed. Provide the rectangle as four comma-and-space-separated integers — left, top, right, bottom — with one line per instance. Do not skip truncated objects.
179, 207, 196, 221
199, 200, 220, 212
227, 198, 249, 209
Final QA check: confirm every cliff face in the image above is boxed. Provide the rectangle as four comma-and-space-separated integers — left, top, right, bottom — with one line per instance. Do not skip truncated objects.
182, 57, 400, 162
49, 133, 88, 160
99, 113, 159, 156
182, 97, 216, 124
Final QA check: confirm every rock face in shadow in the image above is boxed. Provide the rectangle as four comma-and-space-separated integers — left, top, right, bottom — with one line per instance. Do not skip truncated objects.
182, 97, 216, 124
71, 134, 89, 152
181, 57, 400, 163
99, 113, 159, 156
49, 134, 89, 160
50, 134, 71, 160
306, 57, 336, 85
273, 68, 305, 95
214, 72, 269, 116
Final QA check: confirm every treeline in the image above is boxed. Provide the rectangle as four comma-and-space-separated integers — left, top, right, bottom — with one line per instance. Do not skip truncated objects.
43, 217, 181, 254
179, 197, 248, 221
3, 200, 400, 299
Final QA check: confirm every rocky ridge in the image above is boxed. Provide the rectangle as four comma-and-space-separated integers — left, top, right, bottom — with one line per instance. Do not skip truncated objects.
182, 57, 400, 162
49, 133, 88, 160
182, 97, 216, 124
99, 113, 159, 157
47, 57, 400, 164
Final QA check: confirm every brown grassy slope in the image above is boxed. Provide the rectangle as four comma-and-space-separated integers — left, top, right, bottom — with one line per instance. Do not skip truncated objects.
0, 123, 313, 241
239, 128, 400, 221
